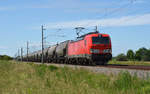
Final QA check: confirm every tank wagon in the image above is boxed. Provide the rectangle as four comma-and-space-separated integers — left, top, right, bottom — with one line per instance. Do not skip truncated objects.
47, 45, 57, 62
23, 31, 112, 65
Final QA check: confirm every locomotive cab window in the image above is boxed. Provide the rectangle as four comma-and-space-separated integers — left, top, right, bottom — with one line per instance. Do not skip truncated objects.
92, 36, 109, 44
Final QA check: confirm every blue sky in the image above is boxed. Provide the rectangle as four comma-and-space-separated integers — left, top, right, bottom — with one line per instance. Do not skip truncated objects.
0, 0, 150, 57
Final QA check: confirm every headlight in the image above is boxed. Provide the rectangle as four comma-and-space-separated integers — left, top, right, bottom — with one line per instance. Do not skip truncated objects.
103, 49, 111, 53
90, 49, 100, 53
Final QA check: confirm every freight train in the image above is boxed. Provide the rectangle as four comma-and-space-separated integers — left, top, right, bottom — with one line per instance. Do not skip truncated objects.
22, 31, 112, 65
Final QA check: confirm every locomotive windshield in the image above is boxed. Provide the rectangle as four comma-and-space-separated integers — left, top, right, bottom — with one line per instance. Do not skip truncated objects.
92, 37, 109, 44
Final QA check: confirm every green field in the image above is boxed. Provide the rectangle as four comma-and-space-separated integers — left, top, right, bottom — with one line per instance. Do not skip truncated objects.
109, 60, 150, 66
0, 60, 150, 94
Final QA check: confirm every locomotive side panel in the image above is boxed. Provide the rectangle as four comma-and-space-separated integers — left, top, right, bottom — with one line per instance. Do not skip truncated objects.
68, 39, 87, 58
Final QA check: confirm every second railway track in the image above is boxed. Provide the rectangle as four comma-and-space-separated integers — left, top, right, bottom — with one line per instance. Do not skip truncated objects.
97, 64, 150, 70
32, 61, 150, 71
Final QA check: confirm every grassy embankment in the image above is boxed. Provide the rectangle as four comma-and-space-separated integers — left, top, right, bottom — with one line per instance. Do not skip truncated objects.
0, 60, 150, 94
109, 60, 150, 66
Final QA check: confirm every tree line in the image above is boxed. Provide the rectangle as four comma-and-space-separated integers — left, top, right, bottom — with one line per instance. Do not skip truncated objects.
115, 47, 150, 61
0, 55, 13, 60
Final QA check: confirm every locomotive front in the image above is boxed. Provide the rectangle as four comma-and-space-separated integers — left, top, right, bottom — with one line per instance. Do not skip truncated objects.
87, 33, 112, 64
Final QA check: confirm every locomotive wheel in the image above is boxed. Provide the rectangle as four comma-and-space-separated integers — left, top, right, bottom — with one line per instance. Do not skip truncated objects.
68, 59, 71, 64
61, 60, 65, 64
65, 59, 69, 64
75, 59, 78, 65
88, 60, 96, 66
95, 61, 108, 65
103, 61, 108, 65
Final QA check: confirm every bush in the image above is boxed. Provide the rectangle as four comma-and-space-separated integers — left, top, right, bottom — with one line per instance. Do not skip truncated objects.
35, 64, 47, 78
135, 48, 150, 61
127, 49, 135, 61
48, 65, 58, 71
116, 53, 128, 61
116, 47, 150, 61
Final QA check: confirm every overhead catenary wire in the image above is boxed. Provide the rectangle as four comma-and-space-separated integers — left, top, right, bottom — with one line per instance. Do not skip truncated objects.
84, 0, 137, 27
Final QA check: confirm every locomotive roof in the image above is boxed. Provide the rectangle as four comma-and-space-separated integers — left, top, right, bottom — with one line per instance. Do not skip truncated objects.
77, 31, 99, 39
77, 31, 110, 39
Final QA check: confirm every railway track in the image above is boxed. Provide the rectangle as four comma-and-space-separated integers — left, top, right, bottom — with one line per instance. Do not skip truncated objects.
32, 61, 150, 71
97, 64, 150, 71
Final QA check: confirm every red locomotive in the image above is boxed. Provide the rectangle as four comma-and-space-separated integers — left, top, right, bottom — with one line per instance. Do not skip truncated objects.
67, 31, 112, 65
22, 31, 112, 65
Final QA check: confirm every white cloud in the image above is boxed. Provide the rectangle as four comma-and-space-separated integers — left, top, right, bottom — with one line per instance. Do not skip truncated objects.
46, 13, 150, 29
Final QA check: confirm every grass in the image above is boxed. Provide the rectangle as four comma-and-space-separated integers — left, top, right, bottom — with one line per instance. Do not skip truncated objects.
0, 60, 150, 94
109, 60, 150, 66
